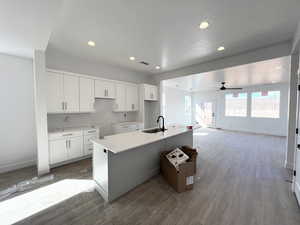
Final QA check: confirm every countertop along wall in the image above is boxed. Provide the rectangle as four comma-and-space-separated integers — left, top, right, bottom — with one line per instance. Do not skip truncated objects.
192, 83, 289, 136
45, 48, 157, 136
0, 53, 37, 173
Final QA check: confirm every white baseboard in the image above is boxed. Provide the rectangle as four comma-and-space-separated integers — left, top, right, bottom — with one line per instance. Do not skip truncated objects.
295, 181, 300, 206
284, 159, 294, 170
0, 159, 36, 174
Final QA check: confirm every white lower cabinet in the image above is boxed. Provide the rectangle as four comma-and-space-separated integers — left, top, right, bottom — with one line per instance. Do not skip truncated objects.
68, 136, 84, 159
49, 139, 68, 164
49, 128, 99, 166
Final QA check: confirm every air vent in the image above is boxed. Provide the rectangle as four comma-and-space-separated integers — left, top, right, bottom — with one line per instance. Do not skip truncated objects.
139, 61, 150, 66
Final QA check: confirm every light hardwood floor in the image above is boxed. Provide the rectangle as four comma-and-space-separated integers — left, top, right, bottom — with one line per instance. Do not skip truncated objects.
1, 128, 299, 225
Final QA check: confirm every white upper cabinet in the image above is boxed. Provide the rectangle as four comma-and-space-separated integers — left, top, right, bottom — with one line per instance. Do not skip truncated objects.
114, 83, 139, 112
143, 84, 158, 101
95, 80, 115, 99
47, 71, 64, 113
126, 85, 139, 111
64, 75, 80, 113
47, 71, 80, 113
114, 83, 126, 112
79, 77, 95, 112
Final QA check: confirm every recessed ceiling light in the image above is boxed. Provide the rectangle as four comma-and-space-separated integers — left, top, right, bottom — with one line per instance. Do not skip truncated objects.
87, 41, 95, 47
129, 56, 135, 61
217, 46, 225, 51
155, 65, 161, 70
199, 21, 209, 29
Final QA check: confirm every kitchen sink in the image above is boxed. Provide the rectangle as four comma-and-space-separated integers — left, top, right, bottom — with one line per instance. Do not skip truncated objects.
142, 128, 167, 133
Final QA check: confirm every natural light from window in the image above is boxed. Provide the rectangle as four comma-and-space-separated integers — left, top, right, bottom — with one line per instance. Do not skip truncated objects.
0, 179, 95, 225
225, 93, 247, 117
251, 91, 280, 118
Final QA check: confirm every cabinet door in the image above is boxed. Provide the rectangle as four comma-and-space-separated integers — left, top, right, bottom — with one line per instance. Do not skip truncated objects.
64, 75, 80, 113
126, 85, 139, 111
151, 86, 158, 100
114, 83, 126, 112
49, 139, 68, 164
47, 72, 64, 113
144, 84, 158, 101
95, 80, 115, 99
79, 77, 95, 112
68, 136, 83, 159
144, 84, 152, 100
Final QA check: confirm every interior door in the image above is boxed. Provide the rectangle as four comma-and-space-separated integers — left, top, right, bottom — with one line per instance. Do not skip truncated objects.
64, 75, 80, 113
195, 101, 216, 128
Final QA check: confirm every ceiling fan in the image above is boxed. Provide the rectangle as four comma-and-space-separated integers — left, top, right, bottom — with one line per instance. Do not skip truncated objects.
219, 82, 242, 91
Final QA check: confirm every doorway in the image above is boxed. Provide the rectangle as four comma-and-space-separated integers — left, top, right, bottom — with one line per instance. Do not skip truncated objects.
195, 101, 216, 128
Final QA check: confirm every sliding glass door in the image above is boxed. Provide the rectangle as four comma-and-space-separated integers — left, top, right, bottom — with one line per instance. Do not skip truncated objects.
195, 101, 216, 128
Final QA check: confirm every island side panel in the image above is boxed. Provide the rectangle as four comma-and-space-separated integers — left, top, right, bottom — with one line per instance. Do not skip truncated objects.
108, 130, 193, 202
164, 130, 193, 151
93, 143, 109, 202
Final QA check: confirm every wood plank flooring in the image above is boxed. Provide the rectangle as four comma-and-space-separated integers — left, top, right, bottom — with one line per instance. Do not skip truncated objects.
1, 128, 299, 225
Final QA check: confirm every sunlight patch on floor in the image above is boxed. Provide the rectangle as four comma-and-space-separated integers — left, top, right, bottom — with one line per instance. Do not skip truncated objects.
0, 179, 95, 225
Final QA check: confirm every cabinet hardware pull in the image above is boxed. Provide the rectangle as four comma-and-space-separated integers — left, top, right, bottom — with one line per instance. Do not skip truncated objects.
66, 140, 68, 148
88, 130, 96, 133
62, 102, 64, 110
62, 133, 73, 136
69, 140, 71, 148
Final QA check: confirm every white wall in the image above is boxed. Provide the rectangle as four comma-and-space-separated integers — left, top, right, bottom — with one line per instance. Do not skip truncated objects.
162, 86, 191, 126
192, 83, 289, 136
0, 54, 36, 173
33, 50, 49, 175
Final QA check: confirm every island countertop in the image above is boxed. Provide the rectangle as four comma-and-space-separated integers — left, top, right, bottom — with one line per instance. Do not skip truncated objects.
92, 126, 192, 154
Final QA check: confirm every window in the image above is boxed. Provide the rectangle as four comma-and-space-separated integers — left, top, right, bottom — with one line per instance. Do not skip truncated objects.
251, 91, 280, 118
225, 93, 247, 117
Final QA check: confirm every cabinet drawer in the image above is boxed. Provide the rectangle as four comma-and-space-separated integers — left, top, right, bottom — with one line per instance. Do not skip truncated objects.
49, 130, 83, 140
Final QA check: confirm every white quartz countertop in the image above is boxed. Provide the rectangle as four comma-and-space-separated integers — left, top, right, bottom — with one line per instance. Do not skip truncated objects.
48, 126, 99, 134
92, 126, 192, 154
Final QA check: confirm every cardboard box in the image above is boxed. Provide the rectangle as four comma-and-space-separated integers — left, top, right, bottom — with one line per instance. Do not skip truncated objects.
160, 146, 198, 193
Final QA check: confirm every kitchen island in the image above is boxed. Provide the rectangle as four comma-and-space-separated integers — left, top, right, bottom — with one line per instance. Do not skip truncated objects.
92, 126, 193, 202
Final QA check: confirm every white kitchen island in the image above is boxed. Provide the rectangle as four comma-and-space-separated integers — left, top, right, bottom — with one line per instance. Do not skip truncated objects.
92, 126, 193, 202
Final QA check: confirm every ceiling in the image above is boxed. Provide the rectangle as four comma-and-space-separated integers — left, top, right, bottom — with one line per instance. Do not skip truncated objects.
48, 0, 300, 74
163, 56, 291, 92
0, 0, 63, 58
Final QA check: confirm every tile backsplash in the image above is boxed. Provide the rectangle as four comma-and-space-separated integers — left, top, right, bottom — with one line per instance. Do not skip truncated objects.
47, 99, 139, 137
